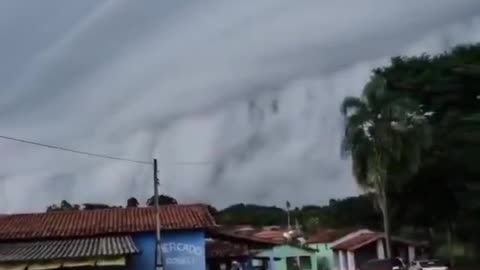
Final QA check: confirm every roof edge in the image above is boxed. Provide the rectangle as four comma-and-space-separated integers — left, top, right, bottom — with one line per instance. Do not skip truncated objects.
1, 203, 211, 217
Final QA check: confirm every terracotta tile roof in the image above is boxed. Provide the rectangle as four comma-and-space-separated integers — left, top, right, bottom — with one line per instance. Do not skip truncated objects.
206, 240, 269, 258
206, 228, 280, 259
207, 229, 279, 246
253, 230, 288, 243
0, 236, 139, 263
0, 204, 215, 241
306, 229, 357, 244
330, 233, 379, 251
331, 231, 425, 251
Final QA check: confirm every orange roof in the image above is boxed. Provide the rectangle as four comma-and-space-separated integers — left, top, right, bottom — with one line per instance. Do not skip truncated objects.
331, 233, 379, 251
330, 232, 424, 251
306, 229, 357, 244
0, 204, 216, 241
208, 229, 279, 246
253, 230, 287, 243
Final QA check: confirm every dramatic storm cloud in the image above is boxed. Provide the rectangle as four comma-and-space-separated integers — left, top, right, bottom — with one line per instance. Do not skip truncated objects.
0, 0, 480, 212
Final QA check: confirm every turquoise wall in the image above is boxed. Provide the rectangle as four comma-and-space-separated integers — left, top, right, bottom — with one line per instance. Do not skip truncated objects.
257, 245, 317, 270
131, 230, 206, 270
308, 243, 334, 270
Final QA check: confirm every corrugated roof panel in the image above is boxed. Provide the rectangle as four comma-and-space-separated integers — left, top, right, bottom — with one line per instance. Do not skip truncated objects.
0, 236, 139, 263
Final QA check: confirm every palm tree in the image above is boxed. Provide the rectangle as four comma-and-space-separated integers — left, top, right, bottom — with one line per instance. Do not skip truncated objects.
340, 75, 431, 258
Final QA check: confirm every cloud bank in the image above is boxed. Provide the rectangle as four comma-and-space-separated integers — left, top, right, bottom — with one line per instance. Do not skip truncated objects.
0, 0, 479, 212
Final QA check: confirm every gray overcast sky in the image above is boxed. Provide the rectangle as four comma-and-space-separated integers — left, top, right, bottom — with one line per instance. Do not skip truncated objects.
0, 1, 479, 213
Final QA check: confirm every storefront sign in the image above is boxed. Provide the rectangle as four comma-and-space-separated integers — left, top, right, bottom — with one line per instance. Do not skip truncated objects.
160, 231, 205, 270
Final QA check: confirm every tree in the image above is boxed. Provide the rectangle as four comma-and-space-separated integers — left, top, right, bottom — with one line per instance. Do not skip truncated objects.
46, 200, 80, 212
146, 194, 178, 206
216, 195, 380, 229
216, 203, 287, 226
340, 75, 431, 257
303, 217, 320, 234
374, 45, 480, 263
82, 203, 114, 210
127, 197, 139, 208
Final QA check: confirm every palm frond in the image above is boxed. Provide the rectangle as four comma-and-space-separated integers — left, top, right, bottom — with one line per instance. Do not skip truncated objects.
340, 96, 366, 116
362, 75, 387, 109
340, 73, 433, 194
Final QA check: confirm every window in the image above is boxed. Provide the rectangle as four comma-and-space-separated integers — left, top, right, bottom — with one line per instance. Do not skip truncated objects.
286, 256, 312, 270
299, 256, 312, 269
286, 257, 298, 270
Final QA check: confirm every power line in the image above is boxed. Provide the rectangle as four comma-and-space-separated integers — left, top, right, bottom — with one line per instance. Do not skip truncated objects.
169, 161, 213, 165
0, 135, 152, 165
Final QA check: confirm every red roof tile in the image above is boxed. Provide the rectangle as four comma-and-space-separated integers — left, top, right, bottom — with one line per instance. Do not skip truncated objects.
0, 204, 216, 241
306, 229, 357, 244
208, 229, 279, 246
330, 233, 379, 251
331, 231, 425, 251
206, 240, 272, 258
253, 230, 289, 243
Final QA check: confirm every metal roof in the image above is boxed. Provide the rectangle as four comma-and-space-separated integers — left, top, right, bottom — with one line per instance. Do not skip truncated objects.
0, 236, 139, 263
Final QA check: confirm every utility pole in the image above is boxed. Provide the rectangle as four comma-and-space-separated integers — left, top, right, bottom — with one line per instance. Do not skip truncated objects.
286, 201, 291, 230
153, 159, 163, 270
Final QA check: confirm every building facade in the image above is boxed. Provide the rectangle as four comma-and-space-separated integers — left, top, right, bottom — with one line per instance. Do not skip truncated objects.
306, 229, 358, 270
256, 244, 318, 270
0, 204, 215, 270
132, 230, 206, 270
330, 232, 423, 270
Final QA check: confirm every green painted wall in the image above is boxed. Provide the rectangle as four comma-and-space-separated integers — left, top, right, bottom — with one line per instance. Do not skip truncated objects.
257, 244, 318, 270
308, 243, 334, 270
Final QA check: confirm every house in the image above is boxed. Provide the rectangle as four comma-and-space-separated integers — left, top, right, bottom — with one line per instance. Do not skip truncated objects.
206, 230, 280, 270
256, 244, 318, 270
330, 231, 425, 270
219, 226, 317, 270
306, 229, 358, 270
0, 204, 216, 270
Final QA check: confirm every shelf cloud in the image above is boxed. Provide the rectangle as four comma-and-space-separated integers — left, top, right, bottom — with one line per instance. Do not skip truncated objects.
0, 0, 479, 212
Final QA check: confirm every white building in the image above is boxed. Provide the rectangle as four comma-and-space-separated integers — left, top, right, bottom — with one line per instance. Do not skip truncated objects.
330, 230, 424, 270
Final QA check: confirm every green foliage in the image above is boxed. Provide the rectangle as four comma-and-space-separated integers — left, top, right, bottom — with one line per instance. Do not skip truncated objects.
217, 203, 286, 226
341, 72, 432, 257
216, 195, 381, 230
127, 197, 139, 208
341, 74, 432, 191
146, 194, 178, 206
373, 44, 480, 261
376, 44, 480, 222
82, 203, 114, 210
46, 200, 81, 212
46, 200, 112, 212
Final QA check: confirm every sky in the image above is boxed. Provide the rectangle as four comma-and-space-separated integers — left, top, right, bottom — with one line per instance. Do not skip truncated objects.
0, 1, 480, 213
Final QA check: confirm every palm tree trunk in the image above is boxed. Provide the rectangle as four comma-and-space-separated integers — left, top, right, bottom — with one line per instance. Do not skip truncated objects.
447, 223, 455, 267
378, 184, 392, 258
371, 148, 392, 258
382, 188, 392, 258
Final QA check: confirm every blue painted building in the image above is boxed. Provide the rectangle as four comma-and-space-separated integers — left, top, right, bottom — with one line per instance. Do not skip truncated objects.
131, 230, 207, 270
0, 204, 281, 270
